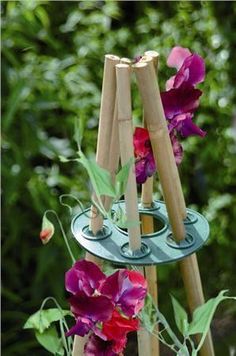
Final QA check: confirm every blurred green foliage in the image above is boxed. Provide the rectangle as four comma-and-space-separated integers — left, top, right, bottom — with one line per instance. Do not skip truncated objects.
2, 1, 236, 355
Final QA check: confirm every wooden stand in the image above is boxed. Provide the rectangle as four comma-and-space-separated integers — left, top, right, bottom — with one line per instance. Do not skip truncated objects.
73, 53, 214, 356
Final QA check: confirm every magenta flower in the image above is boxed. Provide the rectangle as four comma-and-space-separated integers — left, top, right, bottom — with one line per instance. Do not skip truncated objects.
170, 132, 183, 165
168, 113, 206, 138
65, 259, 106, 296
84, 334, 116, 356
161, 46, 206, 139
161, 84, 202, 121
166, 46, 205, 89
65, 260, 147, 355
100, 269, 147, 317
65, 260, 114, 337
133, 127, 156, 184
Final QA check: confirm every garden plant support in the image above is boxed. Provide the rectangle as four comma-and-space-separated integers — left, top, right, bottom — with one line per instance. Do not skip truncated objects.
72, 52, 215, 356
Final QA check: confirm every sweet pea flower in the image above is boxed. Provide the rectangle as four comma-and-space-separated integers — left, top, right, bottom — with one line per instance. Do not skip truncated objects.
161, 46, 206, 139
133, 127, 156, 184
102, 310, 139, 353
166, 46, 205, 90
65, 259, 106, 296
65, 260, 147, 355
170, 132, 183, 165
84, 334, 117, 356
161, 84, 202, 121
168, 113, 206, 138
100, 269, 147, 316
65, 260, 114, 337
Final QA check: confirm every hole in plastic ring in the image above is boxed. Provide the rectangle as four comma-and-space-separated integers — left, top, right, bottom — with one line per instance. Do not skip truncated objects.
120, 242, 151, 259
82, 225, 111, 241
166, 233, 196, 249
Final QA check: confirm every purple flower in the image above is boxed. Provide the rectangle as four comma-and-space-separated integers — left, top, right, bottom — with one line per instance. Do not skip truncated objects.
69, 292, 114, 322
166, 46, 205, 89
66, 293, 114, 337
84, 334, 117, 356
133, 127, 156, 184
65, 261, 114, 337
65, 260, 147, 355
65, 259, 106, 296
99, 269, 147, 317
161, 46, 206, 139
161, 84, 202, 120
66, 316, 94, 337
168, 113, 206, 138
135, 154, 156, 184
170, 132, 183, 165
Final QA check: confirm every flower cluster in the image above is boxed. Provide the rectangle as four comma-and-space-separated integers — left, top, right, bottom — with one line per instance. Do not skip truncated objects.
134, 46, 206, 184
65, 260, 147, 355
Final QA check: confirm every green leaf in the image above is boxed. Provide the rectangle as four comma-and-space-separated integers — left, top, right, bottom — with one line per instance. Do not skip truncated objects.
115, 158, 133, 198
74, 116, 85, 150
24, 308, 71, 333
40, 213, 55, 244
171, 295, 189, 336
77, 151, 116, 198
35, 325, 64, 355
188, 290, 236, 345
3, 79, 27, 131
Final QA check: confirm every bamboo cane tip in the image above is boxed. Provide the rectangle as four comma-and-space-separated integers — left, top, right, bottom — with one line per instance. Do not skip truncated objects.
144, 50, 160, 59
132, 62, 148, 69
116, 63, 130, 69
120, 57, 132, 64
105, 54, 120, 61
140, 55, 153, 63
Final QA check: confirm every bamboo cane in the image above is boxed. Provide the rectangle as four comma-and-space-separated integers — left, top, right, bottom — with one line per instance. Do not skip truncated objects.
116, 63, 151, 356
134, 60, 214, 356
179, 255, 215, 355
103, 58, 132, 211
116, 63, 141, 251
72, 54, 119, 356
89, 54, 120, 236
139, 54, 186, 220
141, 51, 160, 356
133, 61, 185, 241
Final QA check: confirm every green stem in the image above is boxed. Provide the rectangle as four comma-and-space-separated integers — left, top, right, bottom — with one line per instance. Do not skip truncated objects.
153, 309, 185, 352
59, 318, 70, 356
150, 329, 178, 352
39, 297, 73, 355
59, 194, 87, 216
139, 292, 187, 355
186, 336, 197, 355
45, 210, 75, 263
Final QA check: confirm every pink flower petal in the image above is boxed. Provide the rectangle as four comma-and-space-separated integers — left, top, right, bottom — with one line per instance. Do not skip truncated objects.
167, 46, 191, 70
165, 75, 176, 91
